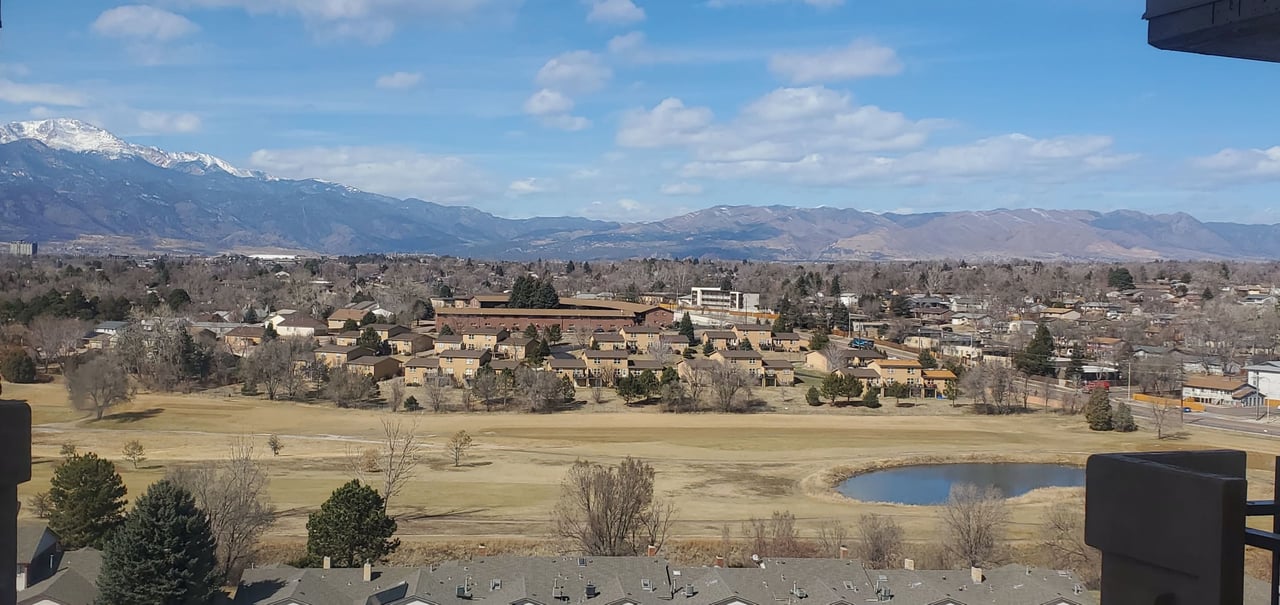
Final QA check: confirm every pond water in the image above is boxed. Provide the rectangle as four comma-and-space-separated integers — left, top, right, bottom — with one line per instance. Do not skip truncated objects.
835, 463, 1084, 506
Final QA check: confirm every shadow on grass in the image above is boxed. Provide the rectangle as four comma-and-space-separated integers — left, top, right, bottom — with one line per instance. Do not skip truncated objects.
398, 508, 488, 521
97, 408, 165, 423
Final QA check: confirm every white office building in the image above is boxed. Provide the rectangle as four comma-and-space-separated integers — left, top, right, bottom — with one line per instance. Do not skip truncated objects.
690, 287, 760, 312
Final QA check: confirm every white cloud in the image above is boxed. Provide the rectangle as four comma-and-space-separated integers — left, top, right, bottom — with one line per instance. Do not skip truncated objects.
174, 0, 515, 43
523, 89, 574, 115
540, 114, 592, 131
28, 106, 55, 119
580, 198, 674, 221
769, 39, 902, 83
707, 0, 842, 8
507, 177, 557, 196
375, 71, 423, 89
247, 146, 493, 202
584, 0, 645, 24
608, 31, 646, 54
660, 182, 703, 195
1192, 147, 1280, 181
93, 5, 199, 41
535, 50, 612, 94
137, 111, 203, 133
0, 79, 89, 107
617, 98, 714, 148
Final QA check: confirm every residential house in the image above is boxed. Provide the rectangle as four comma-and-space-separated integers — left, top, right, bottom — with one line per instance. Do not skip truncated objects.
344, 356, 401, 382
548, 357, 589, 386
590, 331, 627, 351
620, 325, 664, 352
700, 330, 737, 350
805, 349, 850, 374
263, 309, 297, 328
461, 327, 509, 351
275, 314, 329, 339
93, 321, 129, 336
224, 326, 266, 354
848, 349, 887, 367
326, 307, 370, 330
922, 369, 958, 398
231, 556, 1096, 605
434, 334, 464, 353
404, 357, 441, 386
489, 359, 522, 373
950, 313, 994, 329
85, 333, 115, 350
581, 349, 629, 385
1182, 375, 1265, 407
762, 358, 795, 386
949, 295, 989, 313
710, 349, 764, 378
1242, 294, 1278, 306
626, 358, 666, 377
439, 348, 491, 385
676, 357, 719, 384
1247, 361, 1280, 403
771, 332, 803, 353
732, 324, 773, 350
1087, 336, 1125, 362
495, 336, 531, 360
835, 367, 881, 385
314, 345, 372, 368
17, 547, 102, 605
1039, 307, 1082, 322
1178, 352, 1239, 377
659, 334, 691, 354
914, 306, 954, 324
1007, 320, 1039, 335
387, 332, 433, 356
16, 522, 60, 592
868, 359, 924, 388
366, 323, 410, 341
334, 330, 362, 347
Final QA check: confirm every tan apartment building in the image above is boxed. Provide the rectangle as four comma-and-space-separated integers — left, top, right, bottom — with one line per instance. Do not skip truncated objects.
626, 359, 666, 377
762, 358, 795, 386
733, 324, 773, 350
225, 326, 266, 355
326, 307, 368, 330
366, 324, 409, 340
805, 349, 851, 374
345, 356, 401, 381
582, 349, 629, 385
461, 327, 509, 351
495, 336, 531, 360
590, 332, 627, 351
676, 358, 718, 385
387, 332, 433, 356
434, 334, 463, 353
439, 348, 491, 385
922, 369, 958, 398
404, 356, 441, 386
701, 330, 737, 350
334, 331, 362, 347
771, 332, 803, 353
314, 345, 373, 368
868, 359, 924, 388
549, 357, 589, 386
275, 315, 329, 339
621, 326, 664, 352
711, 349, 763, 378
659, 334, 691, 354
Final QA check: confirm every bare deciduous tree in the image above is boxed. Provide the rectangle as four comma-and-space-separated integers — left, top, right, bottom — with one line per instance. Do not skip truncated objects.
590, 384, 606, 404
167, 438, 276, 580
516, 366, 564, 412
709, 365, 750, 412
121, 439, 146, 469
815, 520, 850, 558
473, 372, 500, 411
856, 513, 904, 569
446, 430, 474, 467
423, 379, 450, 412
554, 457, 676, 556
67, 353, 132, 420
1150, 400, 1181, 439
385, 377, 406, 411
939, 483, 1009, 567
29, 316, 88, 372
376, 418, 422, 510
1038, 500, 1100, 589
742, 510, 804, 558
326, 368, 373, 408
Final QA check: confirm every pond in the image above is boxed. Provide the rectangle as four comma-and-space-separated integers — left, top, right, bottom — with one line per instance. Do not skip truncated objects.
835, 463, 1084, 506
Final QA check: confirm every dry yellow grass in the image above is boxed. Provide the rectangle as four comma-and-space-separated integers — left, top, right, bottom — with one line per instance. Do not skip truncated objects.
11, 379, 1280, 556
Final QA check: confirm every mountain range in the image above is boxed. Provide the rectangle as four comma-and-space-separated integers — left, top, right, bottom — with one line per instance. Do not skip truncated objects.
0, 118, 1275, 261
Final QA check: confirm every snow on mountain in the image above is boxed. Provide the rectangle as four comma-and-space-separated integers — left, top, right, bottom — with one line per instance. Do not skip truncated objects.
0, 118, 263, 178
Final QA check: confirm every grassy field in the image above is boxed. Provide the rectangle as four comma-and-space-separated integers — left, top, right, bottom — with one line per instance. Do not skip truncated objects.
11, 379, 1280, 564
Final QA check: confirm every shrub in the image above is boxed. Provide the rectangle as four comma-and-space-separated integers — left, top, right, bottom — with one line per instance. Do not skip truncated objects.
0, 349, 38, 383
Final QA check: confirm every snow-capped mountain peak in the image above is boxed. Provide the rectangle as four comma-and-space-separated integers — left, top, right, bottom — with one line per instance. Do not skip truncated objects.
0, 118, 262, 179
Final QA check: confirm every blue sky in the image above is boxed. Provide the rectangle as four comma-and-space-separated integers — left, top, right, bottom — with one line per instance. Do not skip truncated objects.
2, 0, 1279, 222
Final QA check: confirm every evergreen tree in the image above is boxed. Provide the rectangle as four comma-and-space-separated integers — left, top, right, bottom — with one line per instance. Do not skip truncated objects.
820, 373, 843, 405
739, 339, 754, 351
536, 338, 551, 360
917, 349, 938, 369
97, 480, 221, 605
808, 328, 830, 351
536, 278, 560, 308
1112, 400, 1137, 432
560, 375, 576, 402
523, 324, 540, 340
637, 370, 659, 400
360, 311, 377, 326
678, 314, 696, 342
342, 319, 359, 332
48, 452, 127, 549
827, 275, 842, 298
566, 260, 576, 273
582, 261, 592, 274
1202, 287, 1215, 301
659, 367, 679, 385
0, 350, 37, 383
831, 302, 850, 332
167, 288, 192, 312
771, 314, 787, 334
1107, 267, 1136, 290
263, 323, 279, 341
356, 327, 383, 353
841, 375, 864, 402
439, 325, 455, 336
862, 387, 880, 408
306, 480, 399, 568
1016, 323, 1056, 377
545, 325, 562, 344
1066, 348, 1085, 381
889, 295, 912, 318
243, 308, 260, 324
805, 386, 821, 406
1085, 389, 1114, 431
702, 341, 714, 356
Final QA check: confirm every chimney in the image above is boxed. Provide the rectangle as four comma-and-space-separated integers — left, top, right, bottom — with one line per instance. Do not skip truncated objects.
970, 567, 983, 585
903, 559, 915, 571
646, 544, 658, 557
838, 545, 848, 560
713, 556, 725, 568
363, 563, 373, 582
322, 556, 331, 570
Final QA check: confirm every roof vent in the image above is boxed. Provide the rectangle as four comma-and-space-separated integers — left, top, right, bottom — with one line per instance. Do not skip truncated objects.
586, 583, 598, 598
684, 584, 696, 598
578, 557, 587, 567
457, 585, 473, 599
790, 583, 807, 599
490, 579, 501, 591
641, 578, 654, 591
